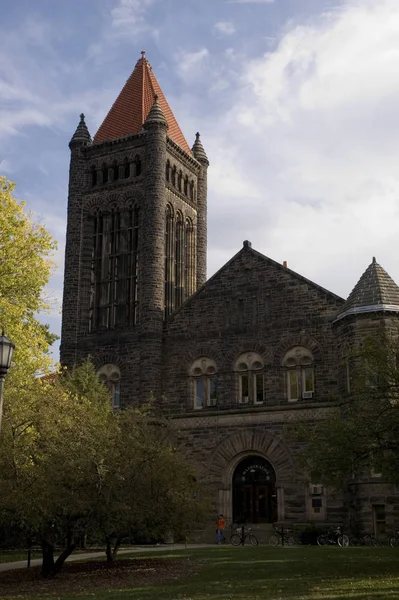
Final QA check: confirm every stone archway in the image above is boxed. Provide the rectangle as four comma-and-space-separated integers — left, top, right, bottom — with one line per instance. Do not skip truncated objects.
206, 429, 299, 524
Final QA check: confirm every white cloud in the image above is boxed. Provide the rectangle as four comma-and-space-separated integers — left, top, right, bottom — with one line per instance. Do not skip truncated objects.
176, 48, 210, 81
110, 0, 156, 37
194, 0, 399, 296
214, 21, 236, 35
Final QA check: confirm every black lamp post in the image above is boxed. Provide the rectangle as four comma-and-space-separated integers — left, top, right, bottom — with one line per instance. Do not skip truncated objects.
0, 330, 15, 432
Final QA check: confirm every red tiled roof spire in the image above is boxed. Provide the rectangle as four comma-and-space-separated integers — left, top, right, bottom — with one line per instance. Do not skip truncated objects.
93, 53, 191, 153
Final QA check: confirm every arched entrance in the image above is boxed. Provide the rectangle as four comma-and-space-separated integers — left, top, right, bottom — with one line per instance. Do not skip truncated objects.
233, 456, 277, 524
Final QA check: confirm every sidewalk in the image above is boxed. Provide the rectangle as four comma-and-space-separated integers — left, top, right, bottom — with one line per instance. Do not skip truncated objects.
0, 544, 215, 573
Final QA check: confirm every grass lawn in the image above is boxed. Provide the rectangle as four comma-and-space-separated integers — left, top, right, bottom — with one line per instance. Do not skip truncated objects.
2, 546, 399, 599
0, 550, 41, 564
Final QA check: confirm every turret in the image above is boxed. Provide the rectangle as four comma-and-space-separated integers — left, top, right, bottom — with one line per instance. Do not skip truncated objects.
192, 132, 209, 288
61, 114, 91, 366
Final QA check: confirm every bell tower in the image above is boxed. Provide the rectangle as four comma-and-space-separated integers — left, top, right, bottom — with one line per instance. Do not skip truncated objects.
60, 53, 208, 404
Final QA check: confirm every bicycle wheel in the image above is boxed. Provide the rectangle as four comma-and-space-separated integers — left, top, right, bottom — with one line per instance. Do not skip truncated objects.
286, 536, 296, 546
370, 537, 380, 547
268, 533, 280, 547
249, 534, 258, 547
349, 536, 361, 546
317, 535, 326, 546
230, 534, 242, 546
389, 536, 399, 547
338, 535, 349, 547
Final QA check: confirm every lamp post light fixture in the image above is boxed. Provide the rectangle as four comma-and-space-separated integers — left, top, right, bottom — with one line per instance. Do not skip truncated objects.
0, 330, 15, 432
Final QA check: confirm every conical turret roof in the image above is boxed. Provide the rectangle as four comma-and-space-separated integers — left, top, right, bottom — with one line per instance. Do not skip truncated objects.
143, 94, 168, 128
93, 52, 190, 153
336, 257, 399, 320
191, 132, 209, 164
69, 113, 91, 147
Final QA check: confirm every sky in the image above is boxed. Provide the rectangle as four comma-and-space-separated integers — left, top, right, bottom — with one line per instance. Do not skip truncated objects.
2, 0, 399, 360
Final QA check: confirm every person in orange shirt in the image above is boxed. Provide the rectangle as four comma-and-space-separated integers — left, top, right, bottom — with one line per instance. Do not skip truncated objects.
216, 514, 225, 544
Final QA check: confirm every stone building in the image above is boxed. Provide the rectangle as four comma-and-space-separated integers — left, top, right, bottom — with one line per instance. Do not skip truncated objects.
61, 52, 399, 539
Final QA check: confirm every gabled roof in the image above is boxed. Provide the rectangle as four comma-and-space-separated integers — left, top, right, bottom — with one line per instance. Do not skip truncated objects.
93, 52, 191, 153
168, 241, 344, 320
336, 257, 399, 320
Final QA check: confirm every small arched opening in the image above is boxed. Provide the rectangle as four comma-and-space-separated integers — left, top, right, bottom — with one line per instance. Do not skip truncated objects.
232, 456, 277, 524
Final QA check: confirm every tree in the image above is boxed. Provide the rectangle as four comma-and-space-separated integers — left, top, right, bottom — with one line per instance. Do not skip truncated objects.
0, 359, 115, 577
90, 404, 208, 561
0, 176, 57, 386
295, 333, 399, 489
0, 360, 208, 577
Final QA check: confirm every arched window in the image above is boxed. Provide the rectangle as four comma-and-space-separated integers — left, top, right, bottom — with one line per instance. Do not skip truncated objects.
184, 175, 188, 196
102, 164, 108, 184
90, 204, 139, 331
175, 211, 185, 307
124, 158, 130, 179
91, 166, 97, 186
134, 155, 141, 177
190, 357, 217, 410
97, 364, 121, 409
165, 160, 170, 182
190, 180, 195, 200
236, 352, 265, 404
283, 346, 314, 402
184, 218, 195, 297
113, 162, 119, 181
177, 170, 182, 192
164, 204, 175, 316
171, 165, 176, 186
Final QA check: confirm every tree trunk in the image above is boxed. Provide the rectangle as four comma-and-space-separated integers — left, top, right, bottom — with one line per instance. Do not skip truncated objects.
52, 542, 77, 576
41, 540, 55, 578
105, 539, 113, 563
112, 538, 121, 561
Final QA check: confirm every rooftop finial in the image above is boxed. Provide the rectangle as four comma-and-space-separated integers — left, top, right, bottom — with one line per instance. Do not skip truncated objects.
141, 50, 146, 59
154, 93, 159, 102
372, 256, 376, 264
195, 132, 200, 140
80, 113, 85, 122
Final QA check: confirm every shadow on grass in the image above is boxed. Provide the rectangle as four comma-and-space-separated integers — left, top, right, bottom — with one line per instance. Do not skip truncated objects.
19, 546, 399, 600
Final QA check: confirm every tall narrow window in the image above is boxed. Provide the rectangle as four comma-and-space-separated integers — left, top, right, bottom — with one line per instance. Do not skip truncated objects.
134, 156, 141, 177
178, 171, 182, 192
164, 204, 175, 316
90, 204, 139, 331
236, 353, 265, 404
91, 166, 97, 186
124, 158, 130, 179
184, 175, 188, 196
175, 212, 185, 308
184, 218, 195, 297
113, 162, 119, 181
190, 180, 194, 200
97, 364, 121, 409
283, 347, 314, 402
102, 164, 108, 184
190, 357, 218, 410
171, 165, 176, 186
165, 160, 170, 182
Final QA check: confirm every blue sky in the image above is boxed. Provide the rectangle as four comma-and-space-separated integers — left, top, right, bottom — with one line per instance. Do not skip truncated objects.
2, 0, 399, 360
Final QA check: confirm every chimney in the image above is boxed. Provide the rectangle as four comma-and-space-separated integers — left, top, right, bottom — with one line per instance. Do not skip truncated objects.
283, 261, 288, 268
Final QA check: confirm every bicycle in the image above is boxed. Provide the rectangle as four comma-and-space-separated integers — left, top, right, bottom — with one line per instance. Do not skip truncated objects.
268, 525, 297, 547
389, 530, 399, 547
350, 533, 379, 547
317, 527, 349, 547
230, 525, 258, 547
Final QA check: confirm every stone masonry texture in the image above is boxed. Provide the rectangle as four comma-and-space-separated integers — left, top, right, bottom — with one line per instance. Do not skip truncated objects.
60, 76, 399, 542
